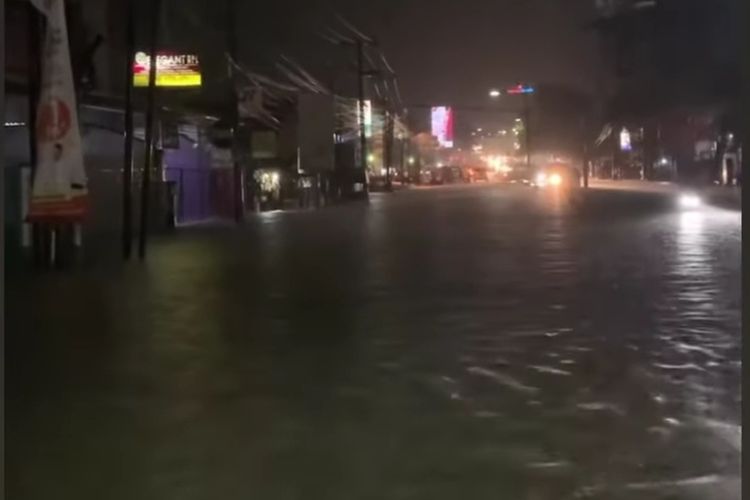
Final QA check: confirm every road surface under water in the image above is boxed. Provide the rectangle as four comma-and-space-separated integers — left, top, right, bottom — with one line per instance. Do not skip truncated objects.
7, 184, 742, 499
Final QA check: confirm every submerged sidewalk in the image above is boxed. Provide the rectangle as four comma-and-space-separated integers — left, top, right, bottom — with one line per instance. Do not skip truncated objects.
589, 179, 741, 210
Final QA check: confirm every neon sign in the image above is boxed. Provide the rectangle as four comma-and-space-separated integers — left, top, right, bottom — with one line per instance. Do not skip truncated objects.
506, 84, 535, 95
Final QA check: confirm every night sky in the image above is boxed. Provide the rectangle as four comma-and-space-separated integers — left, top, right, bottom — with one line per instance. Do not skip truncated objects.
166, 0, 599, 108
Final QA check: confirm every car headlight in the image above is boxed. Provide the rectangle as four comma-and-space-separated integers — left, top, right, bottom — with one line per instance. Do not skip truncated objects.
679, 193, 702, 209
549, 173, 562, 186
535, 172, 547, 186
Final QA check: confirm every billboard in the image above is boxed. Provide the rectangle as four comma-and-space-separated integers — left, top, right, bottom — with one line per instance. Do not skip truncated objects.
431, 106, 454, 148
133, 52, 202, 88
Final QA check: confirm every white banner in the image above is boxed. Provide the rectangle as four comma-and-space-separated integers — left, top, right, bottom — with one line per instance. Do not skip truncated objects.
28, 0, 88, 222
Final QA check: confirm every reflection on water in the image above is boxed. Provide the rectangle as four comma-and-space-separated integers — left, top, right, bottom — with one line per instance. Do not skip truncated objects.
679, 210, 705, 235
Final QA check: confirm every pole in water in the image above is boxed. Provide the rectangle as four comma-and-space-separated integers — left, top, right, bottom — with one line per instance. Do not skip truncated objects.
226, 0, 244, 222
138, 0, 161, 260
356, 40, 369, 196
122, 0, 135, 259
27, 3, 44, 266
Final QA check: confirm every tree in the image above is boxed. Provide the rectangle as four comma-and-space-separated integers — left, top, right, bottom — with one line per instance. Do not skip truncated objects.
533, 84, 595, 159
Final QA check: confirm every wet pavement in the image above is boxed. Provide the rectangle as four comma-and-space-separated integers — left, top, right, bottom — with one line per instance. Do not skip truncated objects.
7, 183, 742, 499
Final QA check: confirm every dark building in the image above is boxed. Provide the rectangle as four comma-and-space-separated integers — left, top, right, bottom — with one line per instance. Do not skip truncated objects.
4, 0, 241, 265
590, 0, 741, 183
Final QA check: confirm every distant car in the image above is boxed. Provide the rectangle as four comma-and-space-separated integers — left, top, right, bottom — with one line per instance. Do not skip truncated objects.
440, 166, 465, 184
504, 167, 533, 185
420, 168, 444, 185
466, 167, 489, 182
532, 163, 581, 189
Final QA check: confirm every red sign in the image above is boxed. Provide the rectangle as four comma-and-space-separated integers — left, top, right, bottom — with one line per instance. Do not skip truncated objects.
36, 98, 72, 142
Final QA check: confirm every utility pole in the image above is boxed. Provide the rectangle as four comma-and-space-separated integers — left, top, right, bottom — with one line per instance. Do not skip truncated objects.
523, 93, 531, 171
356, 40, 369, 196
227, 0, 243, 222
384, 108, 394, 190
582, 116, 590, 188
611, 122, 618, 180
137, 0, 161, 260
583, 144, 590, 188
122, 0, 135, 259
27, 3, 45, 266
322, 16, 383, 197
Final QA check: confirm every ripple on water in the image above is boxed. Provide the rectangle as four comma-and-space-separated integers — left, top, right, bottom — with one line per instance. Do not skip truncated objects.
528, 365, 573, 376
466, 366, 539, 394
575, 402, 625, 416
625, 474, 722, 491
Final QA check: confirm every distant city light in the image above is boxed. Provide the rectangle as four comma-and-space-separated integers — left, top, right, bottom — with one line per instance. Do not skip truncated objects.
489, 89, 501, 98
408, 156, 416, 165
506, 84, 535, 95
499, 130, 507, 135
620, 127, 632, 152
515, 118, 522, 123
367, 154, 376, 163
4, 121, 25, 127
477, 127, 483, 132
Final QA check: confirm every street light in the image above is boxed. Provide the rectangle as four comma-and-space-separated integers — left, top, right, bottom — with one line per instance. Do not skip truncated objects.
489, 89, 501, 98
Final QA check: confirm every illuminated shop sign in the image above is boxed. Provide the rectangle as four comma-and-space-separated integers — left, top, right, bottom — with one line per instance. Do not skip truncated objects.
133, 52, 202, 88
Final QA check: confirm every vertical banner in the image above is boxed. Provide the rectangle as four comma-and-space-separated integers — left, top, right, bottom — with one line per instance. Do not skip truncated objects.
27, 0, 88, 222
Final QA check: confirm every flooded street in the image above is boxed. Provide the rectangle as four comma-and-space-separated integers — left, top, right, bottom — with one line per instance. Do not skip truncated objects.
7, 184, 741, 499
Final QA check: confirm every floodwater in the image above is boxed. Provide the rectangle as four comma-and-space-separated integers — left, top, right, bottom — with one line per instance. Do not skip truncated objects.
7, 184, 741, 499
